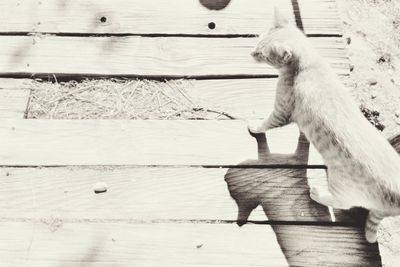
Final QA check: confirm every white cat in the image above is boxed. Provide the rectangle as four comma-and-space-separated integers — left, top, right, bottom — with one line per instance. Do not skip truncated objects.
248, 8, 400, 243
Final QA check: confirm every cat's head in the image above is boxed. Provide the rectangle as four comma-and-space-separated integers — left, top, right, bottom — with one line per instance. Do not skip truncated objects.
251, 7, 305, 68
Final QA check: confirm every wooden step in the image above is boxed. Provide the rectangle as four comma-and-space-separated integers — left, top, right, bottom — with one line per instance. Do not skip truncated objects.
0, 89, 30, 119
0, 36, 348, 78
0, 222, 380, 267
0, 0, 341, 36
0, 167, 364, 223
0, 119, 323, 166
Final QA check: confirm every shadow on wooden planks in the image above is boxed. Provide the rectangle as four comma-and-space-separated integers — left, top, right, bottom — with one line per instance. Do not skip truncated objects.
224, 132, 382, 266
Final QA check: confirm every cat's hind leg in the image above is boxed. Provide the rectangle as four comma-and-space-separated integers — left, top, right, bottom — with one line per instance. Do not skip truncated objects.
309, 185, 352, 210
365, 210, 384, 243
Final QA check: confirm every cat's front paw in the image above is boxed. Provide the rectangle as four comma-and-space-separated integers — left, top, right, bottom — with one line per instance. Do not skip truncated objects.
247, 120, 265, 134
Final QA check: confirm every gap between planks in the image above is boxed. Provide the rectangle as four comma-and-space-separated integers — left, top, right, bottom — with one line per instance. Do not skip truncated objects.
0, 134, 400, 225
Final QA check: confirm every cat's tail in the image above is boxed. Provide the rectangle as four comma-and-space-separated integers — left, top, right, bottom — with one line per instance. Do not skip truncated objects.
365, 210, 384, 243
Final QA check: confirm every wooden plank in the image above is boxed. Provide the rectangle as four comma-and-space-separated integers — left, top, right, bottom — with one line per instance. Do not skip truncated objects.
0, 78, 36, 90
188, 79, 276, 119
0, 89, 30, 119
0, 119, 324, 166
0, 36, 348, 77
0, 222, 380, 266
0, 0, 341, 36
0, 167, 361, 223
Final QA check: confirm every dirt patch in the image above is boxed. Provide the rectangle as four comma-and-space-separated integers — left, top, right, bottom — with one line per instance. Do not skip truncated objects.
337, 0, 400, 138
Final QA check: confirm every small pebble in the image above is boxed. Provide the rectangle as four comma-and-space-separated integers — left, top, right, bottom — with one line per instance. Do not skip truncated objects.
395, 109, 400, 118
377, 54, 391, 64
368, 78, 378, 86
93, 182, 108, 194
349, 64, 354, 72
193, 240, 204, 249
346, 36, 351, 45
370, 92, 377, 99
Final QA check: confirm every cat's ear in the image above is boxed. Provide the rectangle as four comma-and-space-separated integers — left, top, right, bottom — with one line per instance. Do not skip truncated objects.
273, 7, 289, 28
271, 41, 292, 64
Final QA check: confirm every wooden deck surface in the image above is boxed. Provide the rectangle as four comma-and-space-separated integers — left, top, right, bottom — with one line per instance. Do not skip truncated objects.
0, 0, 340, 36
0, 0, 385, 266
0, 36, 348, 77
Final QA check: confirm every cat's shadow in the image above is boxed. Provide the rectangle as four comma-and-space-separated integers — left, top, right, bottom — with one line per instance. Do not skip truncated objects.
224, 131, 381, 266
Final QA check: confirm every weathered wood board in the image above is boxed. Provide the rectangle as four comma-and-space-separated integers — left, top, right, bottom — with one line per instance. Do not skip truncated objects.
0, 89, 30, 119
0, 36, 348, 77
0, 0, 341, 36
0, 222, 380, 267
188, 78, 277, 119
0, 119, 323, 166
0, 167, 361, 223
0, 78, 36, 90
297, 0, 342, 35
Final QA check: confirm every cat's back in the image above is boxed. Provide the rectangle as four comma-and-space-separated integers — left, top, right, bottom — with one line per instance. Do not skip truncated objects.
293, 70, 400, 180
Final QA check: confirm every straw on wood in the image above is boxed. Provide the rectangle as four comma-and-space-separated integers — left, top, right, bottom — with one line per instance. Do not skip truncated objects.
27, 79, 235, 120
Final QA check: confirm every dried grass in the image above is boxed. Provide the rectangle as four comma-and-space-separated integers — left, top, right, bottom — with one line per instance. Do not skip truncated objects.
27, 79, 234, 120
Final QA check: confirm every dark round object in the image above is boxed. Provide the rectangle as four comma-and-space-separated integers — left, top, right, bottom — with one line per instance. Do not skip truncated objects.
100, 16, 107, 23
199, 0, 231, 10
208, 22, 216, 30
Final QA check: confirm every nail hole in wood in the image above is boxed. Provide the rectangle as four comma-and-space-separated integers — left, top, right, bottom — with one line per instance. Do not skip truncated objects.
208, 22, 216, 30
100, 16, 107, 23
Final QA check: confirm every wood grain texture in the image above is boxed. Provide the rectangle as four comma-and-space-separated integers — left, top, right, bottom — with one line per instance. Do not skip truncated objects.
0, 167, 363, 223
0, 119, 323, 166
0, 36, 348, 77
0, 222, 380, 267
297, 0, 342, 35
188, 78, 277, 119
0, 89, 30, 119
0, 0, 341, 36
0, 78, 36, 90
